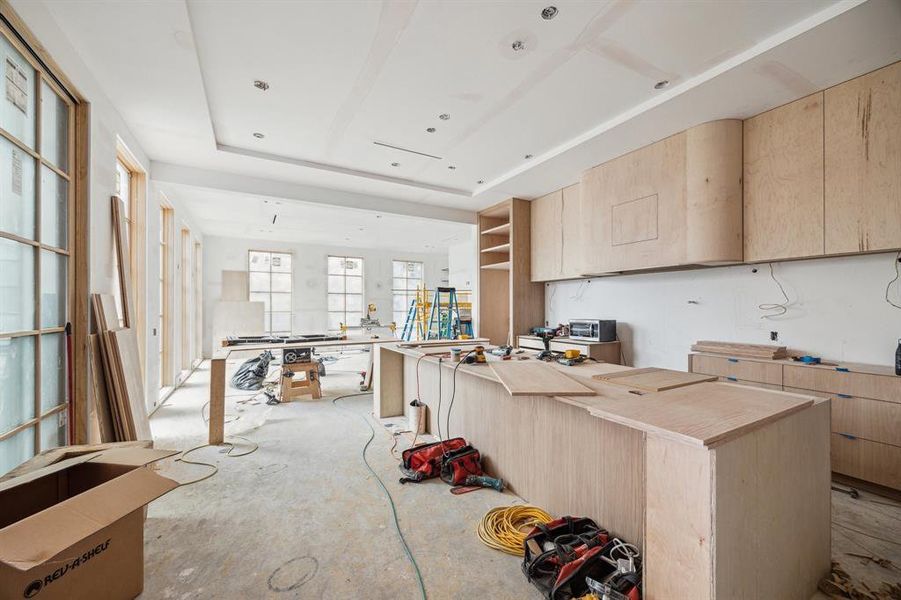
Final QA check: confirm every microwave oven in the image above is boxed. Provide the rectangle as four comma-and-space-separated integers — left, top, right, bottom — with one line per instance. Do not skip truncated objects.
569, 319, 616, 342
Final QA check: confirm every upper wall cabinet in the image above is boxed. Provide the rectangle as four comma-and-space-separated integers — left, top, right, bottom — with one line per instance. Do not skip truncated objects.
530, 189, 562, 282
579, 120, 742, 274
824, 61, 901, 254
744, 93, 825, 262
530, 184, 582, 282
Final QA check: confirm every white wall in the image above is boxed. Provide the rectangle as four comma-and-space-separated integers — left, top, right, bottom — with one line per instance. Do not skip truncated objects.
12, 1, 203, 411
201, 236, 449, 357
546, 252, 901, 370
447, 227, 479, 336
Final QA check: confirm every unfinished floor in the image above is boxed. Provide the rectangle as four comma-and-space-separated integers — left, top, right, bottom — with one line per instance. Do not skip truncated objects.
144, 354, 901, 599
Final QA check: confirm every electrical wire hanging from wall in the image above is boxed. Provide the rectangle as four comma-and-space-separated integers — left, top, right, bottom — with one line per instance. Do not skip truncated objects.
758, 263, 791, 319
885, 250, 901, 310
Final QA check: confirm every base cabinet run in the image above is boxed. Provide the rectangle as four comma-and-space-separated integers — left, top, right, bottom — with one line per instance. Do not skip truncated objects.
691, 353, 901, 491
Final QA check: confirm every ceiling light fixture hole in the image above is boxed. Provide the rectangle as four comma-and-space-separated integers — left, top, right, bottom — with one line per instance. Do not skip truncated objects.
524, 154, 533, 159
253, 80, 270, 91
541, 6, 558, 20
390, 162, 400, 167
448, 165, 456, 170
439, 113, 450, 121
512, 40, 525, 52
253, 132, 265, 139
426, 127, 436, 133
654, 80, 670, 89
477, 180, 484, 185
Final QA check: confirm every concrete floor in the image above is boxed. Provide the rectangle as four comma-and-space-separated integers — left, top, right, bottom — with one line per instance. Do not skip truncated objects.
144, 354, 901, 599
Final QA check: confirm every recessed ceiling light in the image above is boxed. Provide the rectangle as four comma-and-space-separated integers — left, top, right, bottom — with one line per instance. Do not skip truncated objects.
376, 215, 382, 219
439, 113, 450, 121
448, 165, 456, 170
426, 127, 436, 133
253, 80, 270, 91
541, 6, 558, 20
512, 40, 525, 52
390, 162, 400, 167
524, 154, 533, 159
477, 180, 484, 185
654, 80, 669, 89
253, 132, 265, 139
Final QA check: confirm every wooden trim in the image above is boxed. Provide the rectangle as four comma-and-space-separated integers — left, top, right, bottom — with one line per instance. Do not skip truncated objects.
0, 231, 39, 246
72, 102, 89, 443
116, 145, 147, 377
180, 227, 191, 370
159, 206, 173, 387
193, 241, 202, 361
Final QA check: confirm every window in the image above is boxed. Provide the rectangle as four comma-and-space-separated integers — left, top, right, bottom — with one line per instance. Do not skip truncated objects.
0, 26, 75, 474
112, 159, 132, 327
392, 260, 423, 336
112, 146, 145, 365
193, 241, 202, 364
180, 228, 191, 371
327, 256, 363, 331
159, 206, 172, 387
248, 250, 292, 335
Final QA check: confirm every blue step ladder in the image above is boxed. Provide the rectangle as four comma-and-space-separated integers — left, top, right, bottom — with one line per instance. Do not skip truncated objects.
400, 298, 420, 341
425, 287, 463, 340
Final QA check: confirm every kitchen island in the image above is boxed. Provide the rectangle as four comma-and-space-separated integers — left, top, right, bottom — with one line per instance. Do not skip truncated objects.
374, 342, 831, 600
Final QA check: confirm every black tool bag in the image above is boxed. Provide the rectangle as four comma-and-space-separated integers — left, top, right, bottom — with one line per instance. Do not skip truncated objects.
522, 517, 632, 600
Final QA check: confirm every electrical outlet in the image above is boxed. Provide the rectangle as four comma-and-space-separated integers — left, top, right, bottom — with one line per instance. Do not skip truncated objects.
770, 331, 778, 341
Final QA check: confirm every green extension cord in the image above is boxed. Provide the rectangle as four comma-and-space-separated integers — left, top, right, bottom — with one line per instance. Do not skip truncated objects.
332, 393, 427, 600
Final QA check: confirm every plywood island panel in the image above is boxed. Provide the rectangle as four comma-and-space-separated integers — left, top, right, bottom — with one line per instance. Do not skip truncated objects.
375, 344, 830, 599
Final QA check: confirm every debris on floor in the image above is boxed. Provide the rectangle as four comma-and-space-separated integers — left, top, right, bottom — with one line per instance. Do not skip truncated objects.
819, 560, 901, 599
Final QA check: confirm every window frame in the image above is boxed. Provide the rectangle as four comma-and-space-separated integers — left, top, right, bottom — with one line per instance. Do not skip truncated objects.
113, 143, 146, 354
392, 260, 424, 337
327, 255, 365, 332
158, 204, 173, 389
0, 13, 82, 470
247, 249, 293, 336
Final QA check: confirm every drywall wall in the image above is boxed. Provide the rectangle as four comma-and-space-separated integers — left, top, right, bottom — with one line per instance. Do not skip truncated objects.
201, 236, 449, 357
12, 1, 203, 412
546, 252, 901, 370
447, 227, 479, 336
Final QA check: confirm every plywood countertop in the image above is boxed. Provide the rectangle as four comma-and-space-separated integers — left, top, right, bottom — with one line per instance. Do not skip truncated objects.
387, 344, 817, 448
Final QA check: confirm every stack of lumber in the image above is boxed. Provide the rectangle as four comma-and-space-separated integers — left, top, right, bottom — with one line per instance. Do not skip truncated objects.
691, 340, 787, 360
90, 293, 152, 442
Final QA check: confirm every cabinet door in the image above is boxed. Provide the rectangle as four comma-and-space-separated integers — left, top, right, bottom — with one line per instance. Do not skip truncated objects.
743, 93, 824, 262
530, 190, 562, 281
825, 61, 901, 254
560, 184, 582, 279
579, 164, 606, 276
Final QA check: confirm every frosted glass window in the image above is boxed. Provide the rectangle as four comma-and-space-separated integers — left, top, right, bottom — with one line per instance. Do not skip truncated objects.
327, 255, 364, 332
247, 250, 292, 335
40, 165, 67, 249
392, 261, 423, 337
40, 249, 66, 328
40, 80, 68, 171
40, 412, 66, 450
0, 427, 33, 476
0, 335, 35, 431
0, 237, 35, 333
0, 35, 36, 149
40, 332, 66, 411
0, 135, 37, 240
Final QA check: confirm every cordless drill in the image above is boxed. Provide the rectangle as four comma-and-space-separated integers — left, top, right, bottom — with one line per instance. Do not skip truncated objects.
531, 327, 557, 361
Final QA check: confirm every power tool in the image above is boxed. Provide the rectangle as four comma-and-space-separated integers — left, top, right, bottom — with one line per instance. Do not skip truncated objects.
464, 475, 504, 491
464, 345, 487, 364
490, 345, 512, 357
531, 327, 557, 361
557, 349, 587, 366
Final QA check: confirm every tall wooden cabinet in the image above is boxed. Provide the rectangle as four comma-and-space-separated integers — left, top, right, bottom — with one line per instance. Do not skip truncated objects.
579, 120, 742, 275
479, 199, 544, 346
743, 93, 825, 262
530, 184, 582, 282
825, 60, 901, 254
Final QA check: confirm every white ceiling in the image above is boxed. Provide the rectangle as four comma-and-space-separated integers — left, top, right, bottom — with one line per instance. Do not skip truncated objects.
38, 0, 901, 224
155, 182, 473, 252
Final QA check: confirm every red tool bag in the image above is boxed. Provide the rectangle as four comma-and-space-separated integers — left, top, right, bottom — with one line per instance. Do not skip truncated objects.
438, 445, 483, 485
398, 437, 467, 483
522, 517, 641, 600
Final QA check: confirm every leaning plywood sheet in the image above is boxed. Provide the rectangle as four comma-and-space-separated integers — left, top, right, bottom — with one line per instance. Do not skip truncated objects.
88, 334, 116, 443
489, 361, 596, 396
585, 382, 814, 447
593, 367, 717, 392
108, 328, 153, 441
221, 270, 249, 301
691, 340, 787, 359
212, 301, 265, 345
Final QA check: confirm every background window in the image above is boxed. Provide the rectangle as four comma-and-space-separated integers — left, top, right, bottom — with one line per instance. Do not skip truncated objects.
159, 207, 172, 386
392, 260, 423, 336
327, 256, 363, 331
112, 159, 133, 327
248, 250, 292, 335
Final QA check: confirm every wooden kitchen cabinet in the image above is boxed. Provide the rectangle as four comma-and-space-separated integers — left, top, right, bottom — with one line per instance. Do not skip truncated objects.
530, 189, 562, 282
743, 93, 825, 262
579, 120, 742, 274
825, 61, 901, 254
531, 184, 583, 281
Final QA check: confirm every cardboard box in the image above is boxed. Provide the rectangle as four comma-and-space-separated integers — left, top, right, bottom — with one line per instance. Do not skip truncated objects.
0, 447, 179, 600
